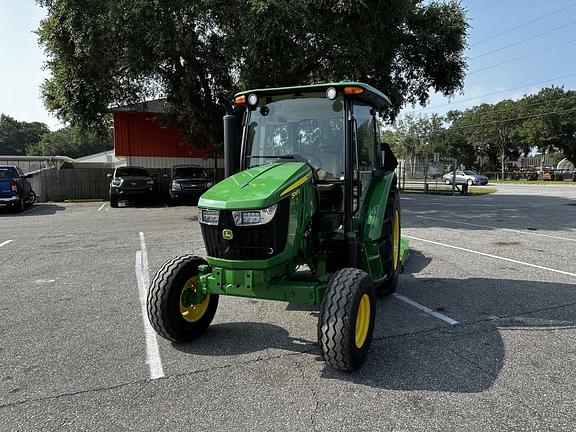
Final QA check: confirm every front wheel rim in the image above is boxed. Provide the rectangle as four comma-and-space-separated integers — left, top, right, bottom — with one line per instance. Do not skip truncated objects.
179, 276, 210, 323
355, 294, 371, 348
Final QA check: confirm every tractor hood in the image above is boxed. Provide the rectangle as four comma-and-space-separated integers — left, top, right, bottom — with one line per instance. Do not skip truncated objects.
198, 162, 312, 210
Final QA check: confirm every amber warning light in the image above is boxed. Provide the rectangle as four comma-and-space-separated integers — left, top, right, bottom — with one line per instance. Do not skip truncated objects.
343, 87, 364, 95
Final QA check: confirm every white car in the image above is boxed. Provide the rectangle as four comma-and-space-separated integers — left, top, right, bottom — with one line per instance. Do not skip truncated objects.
443, 170, 488, 186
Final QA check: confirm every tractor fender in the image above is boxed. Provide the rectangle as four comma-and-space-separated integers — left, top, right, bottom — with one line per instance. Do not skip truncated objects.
361, 172, 397, 242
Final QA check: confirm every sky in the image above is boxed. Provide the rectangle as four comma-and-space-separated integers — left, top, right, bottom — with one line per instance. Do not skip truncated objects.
1, 1, 576, 130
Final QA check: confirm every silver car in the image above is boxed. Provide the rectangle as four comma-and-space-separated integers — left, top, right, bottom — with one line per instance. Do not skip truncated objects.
443, 170, 488, 186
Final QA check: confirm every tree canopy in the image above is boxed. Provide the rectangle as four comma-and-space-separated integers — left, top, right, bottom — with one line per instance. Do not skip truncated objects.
389, 86, 576, 172
36, 0, 469, 141
0, 114, 50, 155
26, 127, 114, 159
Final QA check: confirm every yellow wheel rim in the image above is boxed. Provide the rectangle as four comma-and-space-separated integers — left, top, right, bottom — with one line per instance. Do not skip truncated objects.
392, 209, 400, 271
179, 276, 210, 323
355, 294, 371, 348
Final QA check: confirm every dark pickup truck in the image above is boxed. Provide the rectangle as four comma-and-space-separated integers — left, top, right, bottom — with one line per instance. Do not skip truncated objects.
167, 165, 213, 204
108, 166, 157, 208
0, 165, 35, 212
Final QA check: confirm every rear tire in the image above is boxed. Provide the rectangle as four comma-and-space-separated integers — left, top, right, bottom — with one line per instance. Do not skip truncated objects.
444, 178, 451, 185
376, 186, 401, 295
15, 196, 25, 212
147, 255, 218, 342
318, 268, 376, 371
467, 179, 473, 186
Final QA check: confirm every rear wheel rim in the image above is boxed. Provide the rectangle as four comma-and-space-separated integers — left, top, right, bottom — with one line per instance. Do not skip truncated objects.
392, 209, 400, 271
355, 294, 371, 348
179, 276, 209, 323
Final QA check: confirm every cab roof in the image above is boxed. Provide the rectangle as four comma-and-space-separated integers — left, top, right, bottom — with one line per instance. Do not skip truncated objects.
235, 82, 392, 110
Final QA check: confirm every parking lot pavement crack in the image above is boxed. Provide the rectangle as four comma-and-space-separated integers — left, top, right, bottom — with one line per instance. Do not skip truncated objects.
0, 250, 22, 266
0, 378, 150, 411
166, 348, 317, 382
443, 346, 546, 426
0, 349, 317, 411
289, 356, 321, 432
446, 347, 499, 379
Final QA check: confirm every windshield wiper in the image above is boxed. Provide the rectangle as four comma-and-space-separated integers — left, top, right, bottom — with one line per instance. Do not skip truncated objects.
246, 155, 295, 159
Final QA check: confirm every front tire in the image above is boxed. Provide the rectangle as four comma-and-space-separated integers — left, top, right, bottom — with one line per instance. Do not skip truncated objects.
318, 268, 376, 371
147, 255, 218, 342
110, 194, 119, 208
376, 186, 401, 295
467, 179, 473, 186
444, 178, 451, 185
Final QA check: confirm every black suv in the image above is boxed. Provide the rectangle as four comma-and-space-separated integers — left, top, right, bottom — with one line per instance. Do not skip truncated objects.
168, 165, 213, 204
0, 165, 35, 212
108, 166, 156, 208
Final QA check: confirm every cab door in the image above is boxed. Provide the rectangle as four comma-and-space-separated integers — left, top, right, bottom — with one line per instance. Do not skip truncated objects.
351, 104, 378, 213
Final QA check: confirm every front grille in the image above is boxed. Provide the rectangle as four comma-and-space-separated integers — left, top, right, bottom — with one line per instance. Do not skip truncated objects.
181, 182, 205, 190
200, 198, 290, 260
122, 180, 147, 190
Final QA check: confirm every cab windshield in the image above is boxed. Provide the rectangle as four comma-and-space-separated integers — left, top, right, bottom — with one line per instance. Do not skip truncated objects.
245, 95, 345, 181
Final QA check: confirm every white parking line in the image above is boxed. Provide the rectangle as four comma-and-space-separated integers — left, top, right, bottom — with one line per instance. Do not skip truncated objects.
393, 293, 459, 325
135, 232, 165, 380
415, 215, 576, 243
404, 235, 576, 279
97, 203, 106, 212
0, 240, 13, 248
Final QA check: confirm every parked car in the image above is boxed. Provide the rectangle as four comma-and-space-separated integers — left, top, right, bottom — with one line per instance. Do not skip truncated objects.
0, 165, 35, 212
168, 165, 213, 204
108, 166, 156, 208
443, 170, 488, 186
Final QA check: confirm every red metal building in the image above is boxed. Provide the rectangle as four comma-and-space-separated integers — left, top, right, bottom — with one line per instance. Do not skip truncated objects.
111, 99, 219, 170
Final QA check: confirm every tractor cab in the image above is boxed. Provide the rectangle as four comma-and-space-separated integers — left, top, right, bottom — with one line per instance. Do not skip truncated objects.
147, 83, 406, 371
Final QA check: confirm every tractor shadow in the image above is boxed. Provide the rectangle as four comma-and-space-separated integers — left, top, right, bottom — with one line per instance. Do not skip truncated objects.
174, 248, 576, 394
172, 321, 317, 357
320, 249, 576, 392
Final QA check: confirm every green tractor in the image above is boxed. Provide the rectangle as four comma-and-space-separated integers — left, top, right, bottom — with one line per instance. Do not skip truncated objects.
147, 82, 407, 371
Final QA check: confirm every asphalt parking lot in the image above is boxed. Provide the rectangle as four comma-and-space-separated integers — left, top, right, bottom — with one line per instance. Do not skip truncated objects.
1, 184, 576, 431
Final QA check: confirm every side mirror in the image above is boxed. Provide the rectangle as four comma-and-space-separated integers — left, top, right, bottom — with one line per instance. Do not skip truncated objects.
24, 173, 33, 179
151, 172, 157, 177
163, 174, 169, 179
107, 173, 112, 178
380, 142, 398, 172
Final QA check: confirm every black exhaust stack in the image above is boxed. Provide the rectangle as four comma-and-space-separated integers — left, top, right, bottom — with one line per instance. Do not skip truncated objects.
220, 95, 238, 178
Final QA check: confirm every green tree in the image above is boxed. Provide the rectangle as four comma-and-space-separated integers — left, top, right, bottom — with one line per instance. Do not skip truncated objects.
447, 102, 524, 175
36, 0, 468, 142
0, 114, 50, 155
392, 113, 445, 175
519, 87, 576, 165
26, 127, 113, 158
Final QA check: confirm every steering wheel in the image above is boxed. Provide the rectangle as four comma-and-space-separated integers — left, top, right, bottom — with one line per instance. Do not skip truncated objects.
296, 152, 323, 169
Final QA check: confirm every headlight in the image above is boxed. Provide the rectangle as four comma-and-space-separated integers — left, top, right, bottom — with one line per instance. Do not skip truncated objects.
171, 181, 182, 191
146, 179, 154, 186
248, 93, 258, 106
111, 178, 122, 187
199, 209, 220, 225
232, 204, 277, 226
206, 181, 213, 188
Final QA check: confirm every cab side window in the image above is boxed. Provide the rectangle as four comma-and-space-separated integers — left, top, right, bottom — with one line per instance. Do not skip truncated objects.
353, 105, 377, 171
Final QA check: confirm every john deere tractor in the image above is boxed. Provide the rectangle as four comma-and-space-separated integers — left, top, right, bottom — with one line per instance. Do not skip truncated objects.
147, 83, 407, 371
